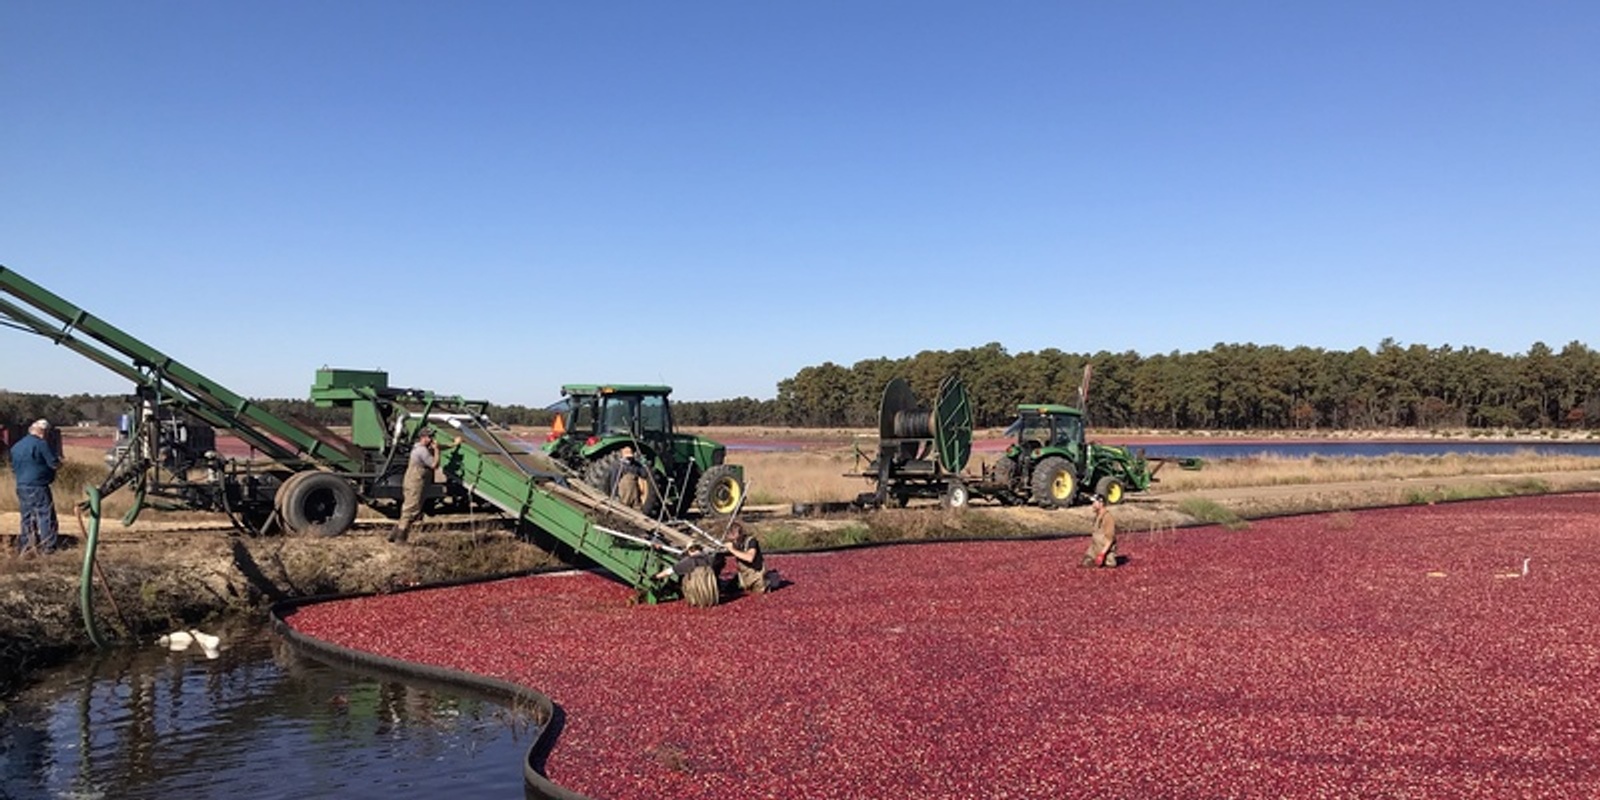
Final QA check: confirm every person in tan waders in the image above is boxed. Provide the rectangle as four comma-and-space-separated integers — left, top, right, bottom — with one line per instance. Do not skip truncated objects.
723, 521, 772, 595
611, 445, 651, 510
1081, 493, 1119, 568
389, 428, 459, 544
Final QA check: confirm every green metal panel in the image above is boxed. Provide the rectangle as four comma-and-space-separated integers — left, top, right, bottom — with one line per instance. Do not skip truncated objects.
562, 383, 674, 396
933, 376, 973, 473
313, 369, 389, 392
310, 369, 392, 449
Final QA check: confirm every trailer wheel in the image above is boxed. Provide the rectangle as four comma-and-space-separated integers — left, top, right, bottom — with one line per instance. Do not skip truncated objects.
1031, 456, 1078, 509
1095, 477, 1127, 505
280, 471, 359, 537
943, 479, 970, 509
696, 464, 744, 516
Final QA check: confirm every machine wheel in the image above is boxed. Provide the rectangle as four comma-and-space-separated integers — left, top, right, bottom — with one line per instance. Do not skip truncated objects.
1031, 456, 1078, 509
280, 471, 359, 537
696, 464, 744, 516
1095, 477, 1127, 505
273, 471, 309, 518
942, 479, 970, 509
586, 451, 656, 511
992, 455, 1018, 488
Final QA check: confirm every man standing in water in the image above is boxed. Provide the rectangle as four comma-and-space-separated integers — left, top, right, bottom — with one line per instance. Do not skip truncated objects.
1081, 493, 1119, 568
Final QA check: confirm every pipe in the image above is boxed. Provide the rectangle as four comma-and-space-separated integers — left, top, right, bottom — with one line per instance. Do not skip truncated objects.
78, 487, 108, 649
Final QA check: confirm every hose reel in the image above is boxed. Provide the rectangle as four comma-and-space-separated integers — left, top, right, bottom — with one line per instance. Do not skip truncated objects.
877, 376, 973, 473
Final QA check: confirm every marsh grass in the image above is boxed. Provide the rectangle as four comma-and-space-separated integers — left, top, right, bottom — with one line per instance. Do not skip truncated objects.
1176, 498, 1249, 530
1150, 452, 1598, 492
734, 447, 1598, 506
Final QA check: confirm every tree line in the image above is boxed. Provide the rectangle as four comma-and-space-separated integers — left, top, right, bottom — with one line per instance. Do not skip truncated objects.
7, 338, 1599, 433
692, 338, 1600, 431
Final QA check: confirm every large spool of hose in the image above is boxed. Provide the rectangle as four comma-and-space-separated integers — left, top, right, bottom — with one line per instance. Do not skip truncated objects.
875, 377, 973, 473
892, 410, 935, 439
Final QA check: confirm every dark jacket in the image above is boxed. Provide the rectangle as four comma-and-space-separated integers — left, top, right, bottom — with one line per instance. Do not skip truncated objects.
9, 434, 60, 487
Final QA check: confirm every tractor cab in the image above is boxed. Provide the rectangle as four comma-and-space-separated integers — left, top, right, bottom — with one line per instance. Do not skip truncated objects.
1007, 404, 1086, 463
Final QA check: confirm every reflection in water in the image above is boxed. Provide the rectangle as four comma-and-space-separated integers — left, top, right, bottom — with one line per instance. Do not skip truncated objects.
0, 620, 535, 799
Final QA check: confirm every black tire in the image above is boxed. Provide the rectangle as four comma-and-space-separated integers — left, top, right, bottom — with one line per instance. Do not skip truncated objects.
280, 471, 359, 537
942, 479, 970, 509
582, 451, 625, 495
273, 471, 309, 519
1095, 476, 1127, 505
586, 451, 657, 513
696, 464, 744, 516
1031, 456, 1078, 509
992, 455, 1019, 489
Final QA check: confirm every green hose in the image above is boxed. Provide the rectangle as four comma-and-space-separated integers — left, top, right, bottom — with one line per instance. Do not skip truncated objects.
79, 487, 108, 649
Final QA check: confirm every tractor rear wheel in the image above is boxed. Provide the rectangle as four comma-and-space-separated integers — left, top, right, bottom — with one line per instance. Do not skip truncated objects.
1095, 477, 1127, 505
586, 451, 655, 512
280, 471, 359, 537
1031, 456, 1078, 509
696, 464, 744, 516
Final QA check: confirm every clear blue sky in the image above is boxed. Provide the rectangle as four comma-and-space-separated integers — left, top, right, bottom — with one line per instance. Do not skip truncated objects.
4, 2, 1596, 405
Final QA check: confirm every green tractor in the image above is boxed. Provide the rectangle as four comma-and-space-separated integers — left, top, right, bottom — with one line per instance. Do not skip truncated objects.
987, 403, 1195, 507
542, 383, 745, 517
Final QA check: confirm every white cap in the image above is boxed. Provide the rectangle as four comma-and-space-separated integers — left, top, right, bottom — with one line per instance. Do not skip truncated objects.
30, 419, 49, 432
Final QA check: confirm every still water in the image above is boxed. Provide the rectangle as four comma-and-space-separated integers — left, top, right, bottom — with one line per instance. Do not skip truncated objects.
0, 619, 535, 800
1118, 440, 1600, 462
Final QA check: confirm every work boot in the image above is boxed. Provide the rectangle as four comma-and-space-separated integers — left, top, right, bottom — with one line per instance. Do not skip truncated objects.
387, 529, 408, 544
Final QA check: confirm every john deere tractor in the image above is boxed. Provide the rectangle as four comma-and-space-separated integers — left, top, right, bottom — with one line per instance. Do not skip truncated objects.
542, 383, 745, 517
987, 403, 1183, 507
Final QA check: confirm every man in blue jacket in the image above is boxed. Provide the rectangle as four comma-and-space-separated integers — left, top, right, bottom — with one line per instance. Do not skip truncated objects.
10, 419, 61, 555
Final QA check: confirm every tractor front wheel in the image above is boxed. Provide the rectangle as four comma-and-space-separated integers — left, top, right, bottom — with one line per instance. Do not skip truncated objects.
1031, 456, 1078, 509
696, 464, 744, 516
1095, 476, 1127, 505
992, 454, 1018, 488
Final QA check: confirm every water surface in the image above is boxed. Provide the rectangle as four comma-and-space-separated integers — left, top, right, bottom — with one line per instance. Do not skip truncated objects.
0, 620, 535, 800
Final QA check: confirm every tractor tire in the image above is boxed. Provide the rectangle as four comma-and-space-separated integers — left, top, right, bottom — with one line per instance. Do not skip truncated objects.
942, 479, 970, 510
992, 454, 1019, 488
586, 451, 656, 512
1031, 456, 1078, 509
1095, 476, 1127, 505
696, 464, 744, 516
279, 471, 359, 537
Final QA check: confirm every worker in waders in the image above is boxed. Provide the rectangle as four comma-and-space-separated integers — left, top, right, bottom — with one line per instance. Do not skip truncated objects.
654, 544, 723, 607
1081, 493, 1119, 568
723, 521, 772, 595
390, 429, 450, 544
611, 445, 651, 510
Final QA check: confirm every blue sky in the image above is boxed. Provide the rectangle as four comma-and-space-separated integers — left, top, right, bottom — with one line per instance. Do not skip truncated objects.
4, 2, 1596, 404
